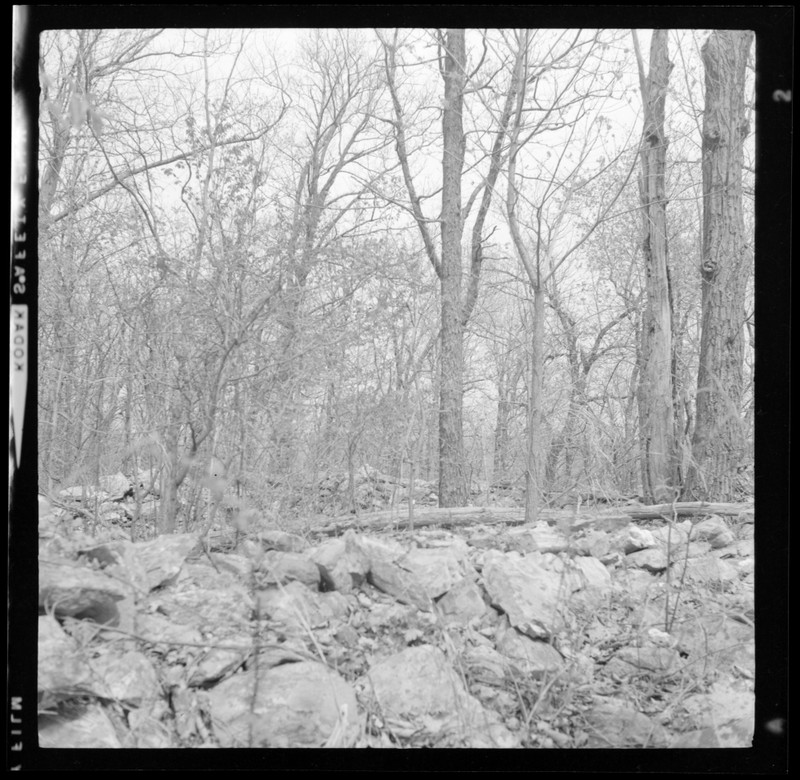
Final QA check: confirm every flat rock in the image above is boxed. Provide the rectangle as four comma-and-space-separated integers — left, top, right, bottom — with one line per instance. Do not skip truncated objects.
496, 626, 563, 677
259, 529, 307, 553
671, 718, 754, 748
207, 661, 360, 747
583, 697, 668, 748
257, 550, 321, 588
612, 643, 680, 673
368, 558, 434, 610
670, 556, 739, 585
675, 614, 754, 674
361, 644, 514, 747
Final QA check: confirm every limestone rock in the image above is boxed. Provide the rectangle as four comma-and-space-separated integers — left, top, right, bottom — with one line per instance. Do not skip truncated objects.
207, 662, 360, 747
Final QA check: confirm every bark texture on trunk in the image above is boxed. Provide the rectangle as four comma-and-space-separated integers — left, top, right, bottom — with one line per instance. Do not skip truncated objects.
684, 31, 754, 501
636, 29, 677, 503
438, 29, 468, 507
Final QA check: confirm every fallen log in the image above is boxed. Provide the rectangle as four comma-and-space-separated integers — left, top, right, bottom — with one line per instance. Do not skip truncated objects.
624, 501, 753, 520
314, 500, 753, 536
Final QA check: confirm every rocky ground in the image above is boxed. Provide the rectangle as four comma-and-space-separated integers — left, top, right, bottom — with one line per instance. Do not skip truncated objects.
37, 478, 754, 749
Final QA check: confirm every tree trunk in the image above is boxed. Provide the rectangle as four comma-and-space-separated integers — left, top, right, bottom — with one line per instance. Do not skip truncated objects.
684, 31, 754, 501
525, 288, 546, 523
438, 29, 468, 507
635, 29, 677, 503
493, 357, 520, 485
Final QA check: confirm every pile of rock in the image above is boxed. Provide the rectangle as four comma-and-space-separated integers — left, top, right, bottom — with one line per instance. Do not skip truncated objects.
37, 496, 755, 748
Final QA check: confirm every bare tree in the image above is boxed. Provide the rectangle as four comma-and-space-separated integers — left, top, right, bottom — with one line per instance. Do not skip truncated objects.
505, 29, 639, 522
632, 29, 677, 502
684, 30, 754, 501
379, 28, 519, 506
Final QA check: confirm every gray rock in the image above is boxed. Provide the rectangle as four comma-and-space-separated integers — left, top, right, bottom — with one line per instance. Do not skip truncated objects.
692, 515, 735, 548
583, 697, 668, 748
89, 647, 160, 704
207, 662, 360, 747
133, 533, 201, 591
435, 577, 488, 624
38, 615, 94, 694
368, 558, 433, 610
613, 644, 680, 673
39, 702, 122, 748
39, 558, 127, 625
257, 550, 321, 589
256, 580, 328, 629
482, 550, 567, 638
496, 625, 563, 677
671, 718, 754, 748
258, 529, 307, 553
361, 644, 514, 747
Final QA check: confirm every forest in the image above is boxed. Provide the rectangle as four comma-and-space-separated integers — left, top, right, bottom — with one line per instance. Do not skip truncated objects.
37, 27, 754, 529
24, 25, 772, 754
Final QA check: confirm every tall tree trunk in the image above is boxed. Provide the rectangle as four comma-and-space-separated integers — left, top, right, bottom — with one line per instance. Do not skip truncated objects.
438, 29, 468, 507
634, 30, 677, 503
684, 31, 754, 501
525, 288, 546, 523
493, 368, 513, 483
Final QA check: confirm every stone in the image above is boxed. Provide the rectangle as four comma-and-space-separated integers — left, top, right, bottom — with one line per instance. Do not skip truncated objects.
671, 718, 754, 748
670, 556, 739, 586
207, 662, 360, 747
361, 644, 512, 747
496, 626, 563, 677
397, 547, 464, 599
613, 644, 680, 673
368, 558, 433, 610
256, 580, 328, 629
312, 537, 370, 593
258, 529, 307, 553
573, 556, 612, 591
692, 515, 735, 548
39, 559, 127, 625
626, 547, 671, 572
435, 577, 488, 624
532, 526, 570, 554
675, 614, 754, 675
39, 702, 122, 748
257, 550, 321, 589
583, 697, 668, 748
38, 615, 93, 693
624, 526, 656, 553
133, 533, 201, 591
89, 647, 159, 704
481, 550, 567, 638
99, 471, 132, 499
463, 645, 509, 685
